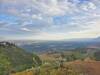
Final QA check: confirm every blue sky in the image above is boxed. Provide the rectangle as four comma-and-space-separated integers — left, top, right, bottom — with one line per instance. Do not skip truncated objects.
0, 0, 100, 40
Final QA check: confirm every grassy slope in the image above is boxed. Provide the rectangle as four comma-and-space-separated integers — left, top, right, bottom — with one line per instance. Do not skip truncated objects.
11, 61, 100, 75
0, 42, 33, 74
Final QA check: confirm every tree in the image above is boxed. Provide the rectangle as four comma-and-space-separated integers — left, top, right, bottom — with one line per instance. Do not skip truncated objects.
33, 53, 42, 67
32, 53, 42, 75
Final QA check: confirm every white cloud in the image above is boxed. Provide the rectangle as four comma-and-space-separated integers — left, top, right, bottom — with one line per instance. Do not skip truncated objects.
32, 14, 43, 20
32, 0, 77, 16
21, 22, 30, 26
0, 0, 100, 40
88, 2, 96, 10
81, 2, 96, 11
21, 28, 32, 32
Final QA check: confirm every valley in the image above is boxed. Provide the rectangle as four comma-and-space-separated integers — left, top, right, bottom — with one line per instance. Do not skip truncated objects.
0, 38, 100, 75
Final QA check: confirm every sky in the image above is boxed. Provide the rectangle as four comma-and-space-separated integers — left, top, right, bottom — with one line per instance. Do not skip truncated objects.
0, 0, 100, 40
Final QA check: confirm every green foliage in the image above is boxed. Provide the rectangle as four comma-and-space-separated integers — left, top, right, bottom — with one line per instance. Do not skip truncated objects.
0, 42, 33, 74
33, 53, 42, 67
94, 51, 100, 61
65, 52, 85, 62
0, 53, 12, 75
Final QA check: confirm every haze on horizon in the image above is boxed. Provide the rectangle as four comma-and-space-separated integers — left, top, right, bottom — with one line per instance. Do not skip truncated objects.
0, 0, 100, 40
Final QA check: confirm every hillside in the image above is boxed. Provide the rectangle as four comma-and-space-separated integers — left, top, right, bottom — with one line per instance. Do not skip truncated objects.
11, 47, 100, 75
69, 61, 100, 75
11, 61, 100, 75
0, 42, 33, 75
0, 41, 100, 75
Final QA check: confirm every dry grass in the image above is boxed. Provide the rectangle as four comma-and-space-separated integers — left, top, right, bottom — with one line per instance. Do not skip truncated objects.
11, 61, 100, 75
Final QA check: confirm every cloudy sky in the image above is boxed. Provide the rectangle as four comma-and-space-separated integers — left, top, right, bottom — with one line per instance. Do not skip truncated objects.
0, 0, 100, 40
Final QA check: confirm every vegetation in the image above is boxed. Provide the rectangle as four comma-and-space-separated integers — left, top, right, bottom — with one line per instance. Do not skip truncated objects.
0, 53, 11, 75
0, 42, 33, 75
94, 51, 100, 61
0, 42, 100, 75
11, 58, 86, 75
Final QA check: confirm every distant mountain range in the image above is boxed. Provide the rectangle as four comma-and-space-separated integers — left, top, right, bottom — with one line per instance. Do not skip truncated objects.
10, 37, 100, 53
